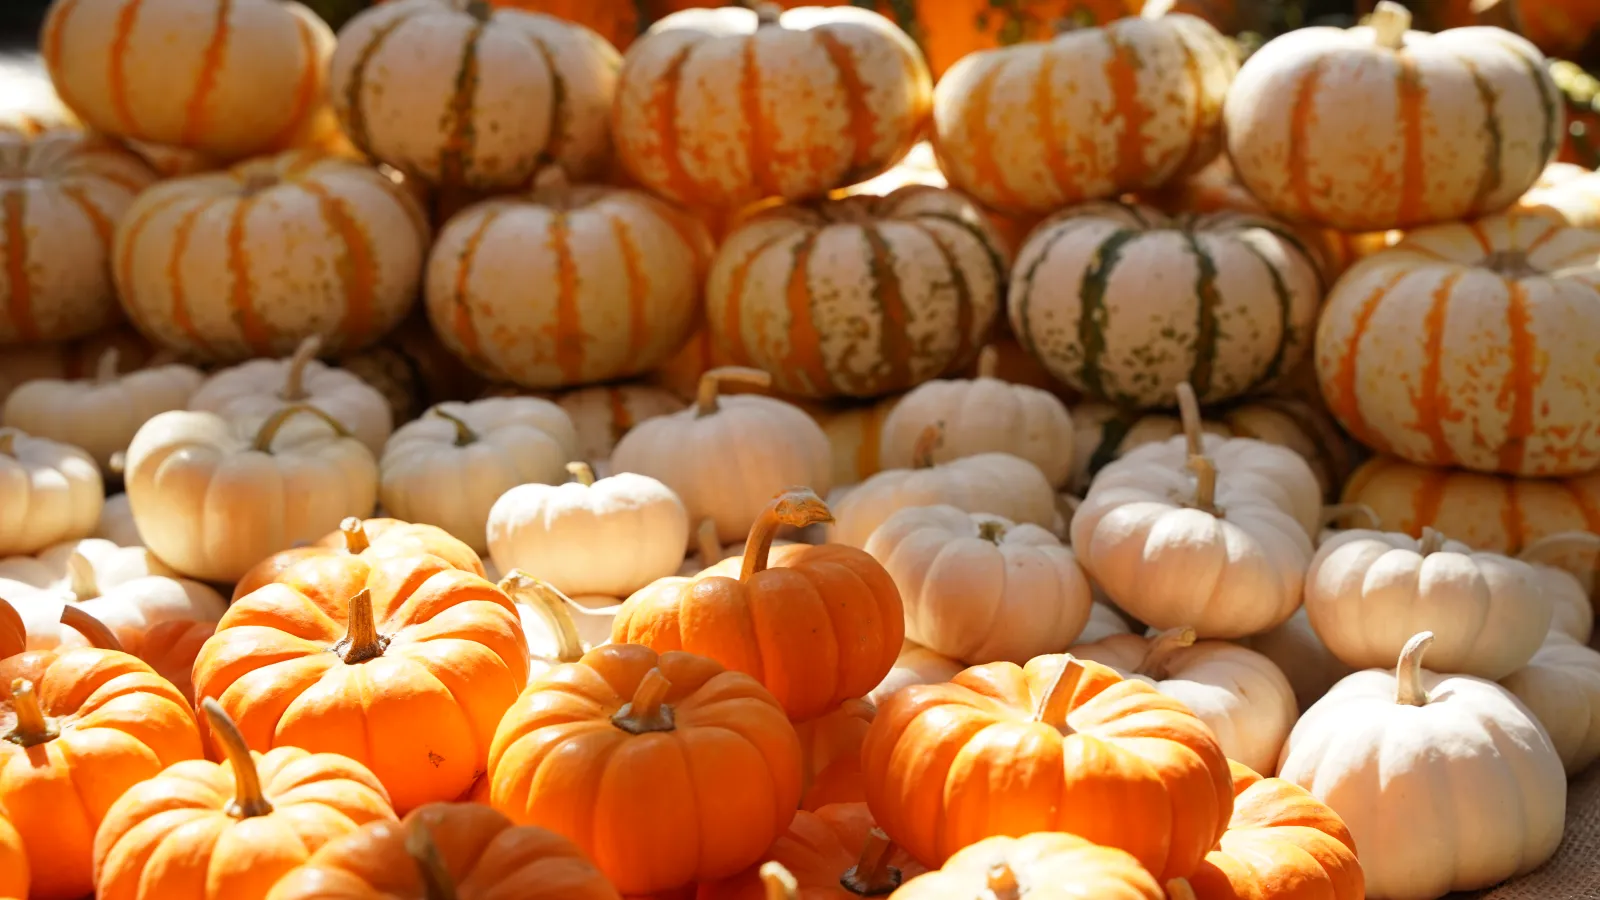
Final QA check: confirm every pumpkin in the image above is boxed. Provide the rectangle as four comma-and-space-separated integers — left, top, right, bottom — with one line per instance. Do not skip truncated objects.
113, 151, 429, 363
1525, 537, 1597, 642
0, 598, 21, 660
496, 571, 606, 683
610, 368, 833, 544
888, 832, 1162, 900
190, 335, 395, 456
707, 186, 1005, 400
698, 803, 924, 899
933, 13, 1234, 215
1, 645, 204, 899
335, 311, 488, 424
1502, 632, 1600, 776
125, 406, 378, 584
93, 492, 141, 547
876, 347, 1074, 488
1225, 3, 1562, 232
1009, 201, 1322, 409
92, 698, 397, 900
0, 325, 158, 407
3, 348, 203, 474
488, 461, 689, 597
0, 131, 158, 346
426, 169, 712, 389
1516, 161, 1600, 228
1318, 212, 1600, 476
1069, 628, 1297, 775
265, 800, 621, 900
1277, 632, 1566, 899
806, 396, 901, 489
864, 505, 1092, 666
866, 639, 962, 708
794, 701, 875, 812
192, 549, 530, 814
0, 427, 103, 556
1078, 601, 1134, 645
487, 643, 804, 895
1237, 609, 1355, 713
613, 4, 932, 210
233, 516, 487, 602
613, 488, 902, 721
136, 618, 214, 703
0, 808, 23, 900
549, 383, 688, 462
41, 0, 334, 160
380, 398, 580, 553
1306, 527, 1552, 680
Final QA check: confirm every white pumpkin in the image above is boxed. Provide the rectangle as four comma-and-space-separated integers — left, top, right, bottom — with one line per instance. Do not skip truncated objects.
866, 638, 964, 707
1278, 632, 1567, 900
0, 426, 103, 556
1502, 632, 1600, 776
1237, 608, 1355, 713
94, 493, 143, 547
1071, 627, 1297, 775
3, 348, 203, 474
1077, 601, 1134, 645
1305, 527, 1550, 680
1520, 532, 1599, 644
487, 462, 688, 599
610, 367, 833, 544
379, 398, 578, 553
124, 406, 378, 583
864, 505, 1091, 665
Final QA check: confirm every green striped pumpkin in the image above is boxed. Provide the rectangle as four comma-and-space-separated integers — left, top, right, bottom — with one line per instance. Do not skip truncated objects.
1009, 201, 1323, 410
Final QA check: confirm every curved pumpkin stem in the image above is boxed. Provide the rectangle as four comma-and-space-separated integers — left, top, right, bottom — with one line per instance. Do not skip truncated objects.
251, 403, 350, 452
840, 828, 903, 895
405, 818, 459, 900
612, 668, 676, 735
566, 461, 596, 486
1166, 878, 1199, 900
1031, 656, 1084, 735
67, 551, 100, 600
742, 488, 832, 582
60, 604, 123, 651
1175, 381, 1204, 458
746, 0, 783, 27
1136, 627, 1196, 680
1395, 631, 1435, 708
985, 862, 1022, 900
280, 334, 322, 402
498, 571, 585, 663
975, 345, 999, 380
694, 518, 722, 570
911, 424, 944, 469
1519, 531, 1600, 567
5, 678, 59, 747
696, 366, 772, 418
1369, 0, 1411, 50
977, 518, 1008, 544
334, 589, 389, 664
201, 698, 274, 818
759, 862, 800, 900
432, 408, 478, 447
1318, 502, 1379, 533
1417, 527, 1447, 556
339, 517, 372, 554
0, 432, 15, 456
94, 347, 121, 385
1185, 455, 1219, 515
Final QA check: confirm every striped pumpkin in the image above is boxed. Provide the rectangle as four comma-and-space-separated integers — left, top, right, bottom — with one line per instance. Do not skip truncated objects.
1009, 201, 1323, 409
114, 150, 429, 363
548, 382, 688, 462
932, 13, 1236, 217
613, 4, 932, 210
1316, 212, 1600, 477
1225, 3, 1563, 232
41, 0, 335, 161
1, 131, 157, 346
806, 394, 901, 487
708, 185, 1007, 399
425, 171, 713, 389
1517, 161, 1600, 228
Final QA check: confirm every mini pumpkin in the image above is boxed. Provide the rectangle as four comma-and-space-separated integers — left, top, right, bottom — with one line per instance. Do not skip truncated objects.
1237, 609, 1355, 713
549, 382, 688, 462
697, 803, 925, 899
93, 493, 141, 547
0, 809, 23, 900
0, 427, 103, 556
888, 832, 1164, 900
0, 598, 22, 659
866, 640, 963, 708
1524, 535, 1598, 643
233, 516, 486, 602
1501, 632, 1600, 776
794, 700, 876, 812
1516, 161, 1600, 229
136, 618, 214, 704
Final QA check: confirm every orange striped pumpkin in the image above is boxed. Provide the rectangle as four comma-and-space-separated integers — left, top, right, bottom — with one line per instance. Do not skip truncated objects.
113, 150, 430, 362
1225, 3, 1563, 232
329, 0, 620, 190
1517, 161, 1600, 228
41, 0, 335, 162
425, 170, 713, 389
613, 4, 932, 211
932, 13, 1236, 217
0, 131, 157, 346
708, 185, 1006, 399
1317, 212, 1600, 477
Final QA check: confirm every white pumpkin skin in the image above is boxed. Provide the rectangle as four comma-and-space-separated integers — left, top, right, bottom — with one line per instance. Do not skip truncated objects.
1077, 601, 1134, 645
379, 399, 578, 554
94, 493, 143, 547
866, 638, 964, 707
1238, 608, 1355, 713
1501, 632, 1600, 776
0, 427, 103, 556
830, 453, 1058, 549
1278, 634, 1566, 900
1536, 563, 1594, 645
864, 505, 1091, 665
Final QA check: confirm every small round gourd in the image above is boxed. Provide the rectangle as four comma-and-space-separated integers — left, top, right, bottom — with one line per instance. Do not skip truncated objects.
0, 428, 103, 557
1501, 633, 1600, 776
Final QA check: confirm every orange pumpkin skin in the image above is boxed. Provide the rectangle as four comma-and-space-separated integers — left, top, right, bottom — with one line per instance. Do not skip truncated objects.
232, 517, 486, 601
861, 654, 1233, 880
695, 802, 925, 899
264, 801, 622, 900
487, 644, 804, 896
0, 649, 204, 900
890, 832, 1164, 900
795, 698, 875, 811
132, 618, 215, 704
0, 809, 26, 900
863, 0, 1137, 80
0, 599, 21, 659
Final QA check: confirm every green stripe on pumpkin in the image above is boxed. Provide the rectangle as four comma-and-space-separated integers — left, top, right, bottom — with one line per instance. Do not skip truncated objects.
1008, 222, 1081, 378
905, 220, 978, 375
862, 224, 915, 395
342, 11, 416, 159
438, 20, 487, 187
1456, 53, 1504, 216
1182, 231, 1222, 399
1498, 39, 1560, 170
1075, 228, 1143, 402
527, 35, 569, 171
1233, 235, 1297, 395
1086, 408, 1144, 479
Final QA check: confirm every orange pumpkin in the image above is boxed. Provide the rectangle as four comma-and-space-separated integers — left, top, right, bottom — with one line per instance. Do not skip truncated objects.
0, 808, 23, 900
193, 553, 529, 814
265, 801, 621, 900
233, 516, 486, 601
0, 598, 21, 659
487, 643, 803, 895
613, 488, 904, 721
134, 618, 215, 703
858, 0, 1137, 80
889, 832, 1164, 900
696, 802, 925, 899
93, 699, 397, 900
796, 699, 875, 811
861, 654, 1233, 879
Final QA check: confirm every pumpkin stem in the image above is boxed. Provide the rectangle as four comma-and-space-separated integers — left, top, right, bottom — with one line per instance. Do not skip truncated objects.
1175, 381, 1204, 458
0, 431, 14, 456
612, 668, 677, 735
339, 517, 371, 554
1395, 631, 1435, 707
498, 571, 586, 663
1417, 527, 1447, 556
746, 1, 783, 26
1031, 656, 1083, 735
109, 451, 126, 475
334, 589, 390, 664
201, 697, 275, 818
251, 404, 350, 453
1136, 627, 1196, 680
976, 518, 1008, 544
60, 604, 123, 651
280, 334, 321, 402
405, 818, 459, 900
694, 517, 722, 570
985, 862, 1022, 900
1186, 455, 1219, 515
760, 862, 800, 900
566, 461, 596, 486
94, 347, 120, 385
1369, 0, 1410, 50
457, 0, 491, 21
911, 424, 944, 469
742, 487, 832, 581
1166, 878, 1199, 900
1318, 503, 1379, 533
66, 551, 99, 600
4, 679, 59, 748
432, 408, 478, 446
975, 345, 999, 380
839, 828, 903, 895
1519, 531, 1600, 566
696, 366, 772, 418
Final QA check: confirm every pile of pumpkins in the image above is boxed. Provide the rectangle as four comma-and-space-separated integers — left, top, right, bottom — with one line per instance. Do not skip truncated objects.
3, 0, 1600, 898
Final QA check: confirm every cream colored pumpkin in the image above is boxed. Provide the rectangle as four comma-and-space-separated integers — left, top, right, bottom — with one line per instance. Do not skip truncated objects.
114, 151, 429, 363
124, 406, 378, 583
0, 130, 158, 345
426, 171, 712, 390
933, 13, 1236, 215
1501, 632, 1600, 776
42, 0, 334, 160
1224, 3, 1561, 231
497, 570, 598, 681
1238, 608, 1355, 713
549, 383, 687, 463
609, 367, 833, 544
1516, 162, 1600, 229
3, 349, 203, 474
878, 346, 1075, 488
487, 461, 688, 598
806, 395, 901, 488
864, 505, 1091, 665
329, 0, 618, 188
1278, 632, 1566, 899
94, 493, 142, 547
707, 185, 1006, 399
1078, 601, 1134, 645
1072, 627, 1297, 775
0, 427, 102, 556
866, 638, 963, 707
614, 4, 932, 209
1527, 546, 1595, 644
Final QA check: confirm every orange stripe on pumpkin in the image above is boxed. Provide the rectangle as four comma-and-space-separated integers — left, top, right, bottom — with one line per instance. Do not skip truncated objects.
1497, 280, 1536, 473
812, 29, 880, 182
438, 21, 487, 188
1285, 58, 1325, 222
956, 59, 1021, 212
40, 0, 83, 112
59, 184, 113, 244
298, 179, 378, 348
225, 196, 272, 355
165, 202, 213, 355
781, 232, 830, 395
115, 191, 190, 336
854, 404, 883, 478
718, 231, 794, 368
1560, 480, 1600, 537
1327, 269, 1412, 453
1, 188, 35, 340
108, 0, 148, 136
608, 388, 632, 440
1395, 54, 1427, 227
181, 0, 231, 147
1501, 478, 1524, 550
1168, 25, 1209, 177
740, 38, 777, 200
263, 12, 322, 153
1408, 464, 1450, 535
862, 224, 913, 394
1464, 219, 1493, 255
651, 45, 702, 205
1104, 30, 1150, 188
449, 208, 501, 361
547, 212, 585, 383
1413, 271, 1461, 464
606, 213, 649, 363
1031, 51, 1075, 203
